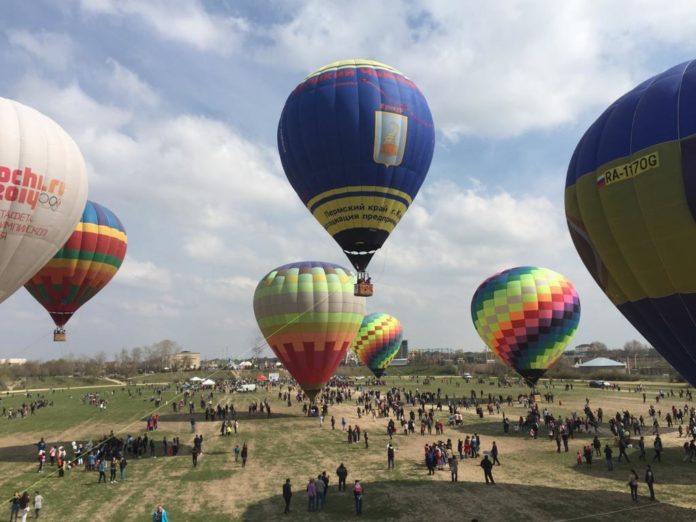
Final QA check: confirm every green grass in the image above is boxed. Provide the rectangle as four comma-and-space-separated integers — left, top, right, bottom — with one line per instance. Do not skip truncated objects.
0, 375, 691, 520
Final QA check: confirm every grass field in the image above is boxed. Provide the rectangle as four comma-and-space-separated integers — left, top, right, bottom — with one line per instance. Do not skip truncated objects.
0, 373, 693, 521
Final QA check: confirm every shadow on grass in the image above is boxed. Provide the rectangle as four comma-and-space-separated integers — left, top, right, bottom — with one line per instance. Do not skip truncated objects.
239, 479, 696, 522
155, 412, 297, 423
571, 446, 696, 485
0, 440, 194, 463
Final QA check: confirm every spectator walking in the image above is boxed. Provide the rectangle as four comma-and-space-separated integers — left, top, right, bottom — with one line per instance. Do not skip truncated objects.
450, 455, 458, 482
480, 455, 495, 484
645, 465, 656, 500
491, 442, 501, 465
628, 469, 638, 502
33, 492, 42, 519
306, 478, 317, 512
241, 442, 248, 467
387, 444, 395, 469
282, 479, 292, 514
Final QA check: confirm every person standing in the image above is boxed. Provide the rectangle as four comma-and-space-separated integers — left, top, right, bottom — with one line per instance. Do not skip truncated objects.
638, 436, 646, 461
387, 444, 395, 469
480, 455, 495, 484
491, 442, 501, 465
306, 478, 317, 512
653, 435, 662, 462
152, 505, 169, 522
604, 444, 614, 471
282, 479, 292, 514
315, 474, 326, 510
450, 455, 458, 482
119, 456, 127, 481
192, 446, 199, 467
241, 442, 248, 467
645, 465, 656, 501
9, 492, 20, 522
364, 431, 369, 449
628, 469, 638, 502
18, 492, 29, 522
109, 457, 118, 483
336, 463, 348, 491
233, 444, 240, 462
97, 459, 107, 483
352, 480, 363, 515
33, 492, 42, 519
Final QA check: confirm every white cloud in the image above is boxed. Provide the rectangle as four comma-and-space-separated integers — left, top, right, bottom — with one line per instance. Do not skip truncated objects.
78, 0, 248, 52
6, 29, 74, 70
256, 1, 696, 139
117, 257, 173, 291
104, 58, 159, 107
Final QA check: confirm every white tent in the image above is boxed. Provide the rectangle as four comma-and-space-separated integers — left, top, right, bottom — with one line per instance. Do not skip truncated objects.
189, 376, 203, 382
578, 357, 626, 368
201, 378, 216, 386
239, 361, 253, 368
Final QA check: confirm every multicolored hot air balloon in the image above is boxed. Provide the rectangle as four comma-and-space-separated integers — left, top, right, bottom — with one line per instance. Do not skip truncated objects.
0, 97, 88, 304
25, 201, 127, 340
471, 267, 580, 386
565, 60, 696, 386
351, 312, 403, 378
253, 261, 365, 400
277, 60, 435, 294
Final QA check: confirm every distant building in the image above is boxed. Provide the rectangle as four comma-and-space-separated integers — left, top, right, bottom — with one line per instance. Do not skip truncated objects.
0, 358, 27, 365
168, 351, 201, 370
577, 357, 626, 370
390, 340, 409, 366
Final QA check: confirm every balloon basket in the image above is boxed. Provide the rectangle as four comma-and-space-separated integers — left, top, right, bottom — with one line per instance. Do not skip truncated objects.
354, 281, 373, 297
53, 328, 66, 342
354, 272, 373, 297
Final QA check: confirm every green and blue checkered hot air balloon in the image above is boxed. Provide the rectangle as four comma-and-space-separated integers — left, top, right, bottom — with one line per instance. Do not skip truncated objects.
471, 267, 580, 386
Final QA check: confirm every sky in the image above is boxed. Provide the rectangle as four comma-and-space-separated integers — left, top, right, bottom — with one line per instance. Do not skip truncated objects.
1, 0, 696, 361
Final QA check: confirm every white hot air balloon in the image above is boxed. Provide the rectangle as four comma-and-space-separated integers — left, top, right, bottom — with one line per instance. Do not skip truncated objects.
0, 98, 88, 304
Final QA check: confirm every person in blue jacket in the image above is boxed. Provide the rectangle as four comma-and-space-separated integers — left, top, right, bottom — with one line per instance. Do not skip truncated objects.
153, 505, 168, 522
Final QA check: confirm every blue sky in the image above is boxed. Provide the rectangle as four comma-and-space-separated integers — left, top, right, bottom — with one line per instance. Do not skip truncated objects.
2, 0, 696, 360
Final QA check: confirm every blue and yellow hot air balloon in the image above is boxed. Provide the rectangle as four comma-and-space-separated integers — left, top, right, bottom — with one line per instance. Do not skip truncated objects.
277, 60, 435, 294
565, 60, 696, 386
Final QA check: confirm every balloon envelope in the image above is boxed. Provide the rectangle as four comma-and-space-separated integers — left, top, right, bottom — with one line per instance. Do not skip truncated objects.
0, 97, 88, 303
278, 60, 435, 271
352, 312, 403, 378
565, 60, 696, 386
253, 261, 365, 399
471, 267, 580, 385
25, 201, 127, 327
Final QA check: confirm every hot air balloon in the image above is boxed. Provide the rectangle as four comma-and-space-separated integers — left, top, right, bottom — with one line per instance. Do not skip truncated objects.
253, 261, 365, 400
25, 201, 127, 341
565, 60, 696, 386
351, 312, 403, 378
471, 267, 581, 386
0, 97, 88, 305
277, 60, 435, 296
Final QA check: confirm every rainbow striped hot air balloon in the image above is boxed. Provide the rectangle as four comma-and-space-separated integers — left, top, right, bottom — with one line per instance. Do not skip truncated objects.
471, 267, 580, 386
25, 201, 127, 339
253, 261, 365, 400
351, 312, 403, 378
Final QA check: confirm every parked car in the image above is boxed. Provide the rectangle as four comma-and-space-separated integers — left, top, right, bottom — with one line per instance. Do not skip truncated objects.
236, 383, 257, 392
588, 380, 611, 389
463, 373, 473, 381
